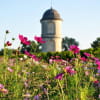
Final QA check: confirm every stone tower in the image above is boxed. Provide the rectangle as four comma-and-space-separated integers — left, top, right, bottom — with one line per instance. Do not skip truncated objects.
40, 8, 62, 52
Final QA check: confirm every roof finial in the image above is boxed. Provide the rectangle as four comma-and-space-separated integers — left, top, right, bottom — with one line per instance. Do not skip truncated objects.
51, 0, 53, 9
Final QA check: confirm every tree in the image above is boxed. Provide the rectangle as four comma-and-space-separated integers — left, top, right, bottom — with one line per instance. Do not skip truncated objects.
91, 37, 100, 49
20, 41, 41, 53
62, 36, 79, 51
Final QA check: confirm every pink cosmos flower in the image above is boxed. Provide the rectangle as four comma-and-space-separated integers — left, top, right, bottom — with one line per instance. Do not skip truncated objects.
50, 56, 55, 59
96, 61, 100, 66
1, 88, 8, 94
0, 84, 8, 94
84, 52, 91, 57
34, 36, 46, 43
94, 80, 99, 84
24, 51, 32, 57
98, 94, 100, 98
0, 84, 4, 89
96, 61, 100, 70
92, 57, 99, 62
6, 41, 12, 46
85, 71, 89, 76
24, 82, 29, 88
55, 56, 60, 59
7, 67, 14, 72
64, 66, 76, 75
97, 66, 100, 70
55, 73, 64, 80
69, 45, 80, 54
64, 66, 71, 72
80, 57, 87, 61
24, 51, 39, 61
19, 35, 30, 45
49, 59, 54, 64
31, 54, 37, 60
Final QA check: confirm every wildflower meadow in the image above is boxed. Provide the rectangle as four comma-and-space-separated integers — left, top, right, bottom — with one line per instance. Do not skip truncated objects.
0, 31, 100, 100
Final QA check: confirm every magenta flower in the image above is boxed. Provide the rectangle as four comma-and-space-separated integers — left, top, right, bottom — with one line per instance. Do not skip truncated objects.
68, 69, 76, 75
6, 41, 12, 46
92, 57, 99, 62
19, 34, 30, 45
69, 45, 80, 54
64, 66, 76, 75
24, 51, 40, 61
94, 80, 99, 84
64, 66, 71, 72
96, 61, 100, 66
96, 61, 100, 70
84, 52, 91, 57
34, 36, 46, 43
55, 56, 60, 59
24, 51, 32, 57
80, 57, 87, 61
55, 73, 64, 80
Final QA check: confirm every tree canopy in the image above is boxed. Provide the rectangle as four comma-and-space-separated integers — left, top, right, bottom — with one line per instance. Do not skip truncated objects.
91, 37, 100, 49
62, 36, 79, 51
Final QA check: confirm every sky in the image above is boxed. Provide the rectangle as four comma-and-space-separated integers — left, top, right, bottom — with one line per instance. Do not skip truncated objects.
0, 0, 100, 50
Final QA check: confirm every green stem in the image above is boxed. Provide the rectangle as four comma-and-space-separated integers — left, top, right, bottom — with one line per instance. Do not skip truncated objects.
58, 80, 65, 100
4, 34, 7, 63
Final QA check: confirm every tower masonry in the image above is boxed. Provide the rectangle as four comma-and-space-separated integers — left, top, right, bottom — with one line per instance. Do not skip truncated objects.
40, 8, 62, 52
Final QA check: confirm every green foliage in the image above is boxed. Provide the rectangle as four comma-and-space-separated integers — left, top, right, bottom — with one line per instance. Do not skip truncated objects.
36, 51, 74, 61
80, 48, 100, 58
20, 41, 41, 53
93, 48, 100, 58
62, 36, 79, 51
91, 37, 100, 49
80, 48, 94, 55
0, 49, 3, 55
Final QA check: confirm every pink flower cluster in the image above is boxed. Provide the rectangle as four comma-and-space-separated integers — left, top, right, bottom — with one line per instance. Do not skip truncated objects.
80, 57, 87, 61
7, 67, 14, 72
96, 61, 100, 70
0, 84, 8, 94
64, 66, 76, 75
84, 52, 91, 57
19, 35, 30, 45
25, 51, 40, 61
19, 35, 46, 46
55, 66, 76, 80
34, 36, 46, 43
69, 45, 80, 54
55, 73, 64, 80
49, 56, 67, 66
